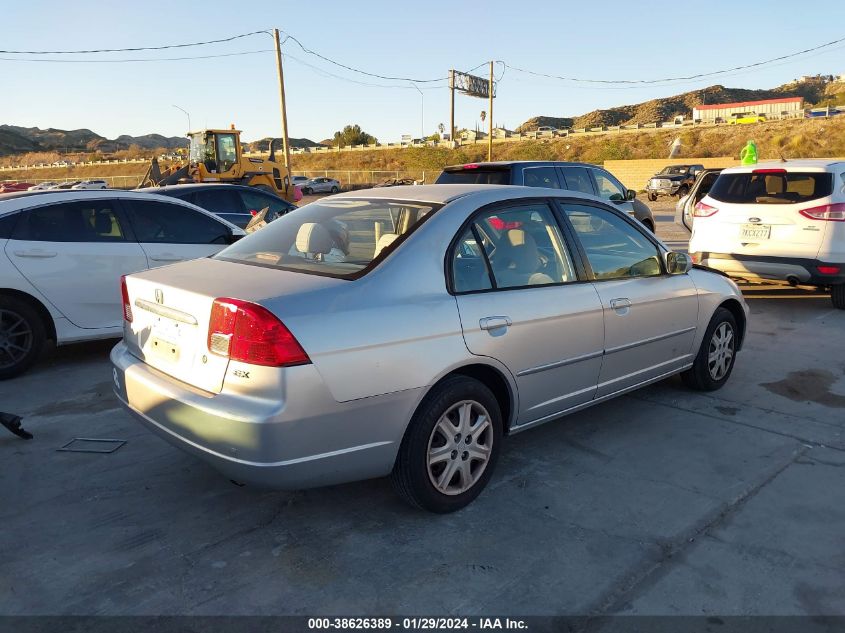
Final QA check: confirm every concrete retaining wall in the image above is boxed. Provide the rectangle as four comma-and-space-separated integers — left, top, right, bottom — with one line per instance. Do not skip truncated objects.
604, 157, 739, 191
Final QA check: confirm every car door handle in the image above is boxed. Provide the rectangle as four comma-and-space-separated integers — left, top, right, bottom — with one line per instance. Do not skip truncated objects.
150, 254, 183, 262
479, 316, 512, 331
610, 298, 632, 312
13, 249, 57, 258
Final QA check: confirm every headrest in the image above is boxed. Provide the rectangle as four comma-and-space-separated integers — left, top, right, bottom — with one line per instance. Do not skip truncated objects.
374, 233, 398, 258
93, 211, 112, 234
295, 222, 333, 255
499, 229, 538, 272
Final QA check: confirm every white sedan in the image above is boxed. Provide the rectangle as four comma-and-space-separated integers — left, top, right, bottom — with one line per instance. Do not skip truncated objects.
0, 189, 244, 378
300, 177, 341, 195
71, 180, 109, 190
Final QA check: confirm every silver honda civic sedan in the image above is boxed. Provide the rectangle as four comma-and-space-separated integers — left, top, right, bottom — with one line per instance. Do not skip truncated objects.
111, 184, 748, 513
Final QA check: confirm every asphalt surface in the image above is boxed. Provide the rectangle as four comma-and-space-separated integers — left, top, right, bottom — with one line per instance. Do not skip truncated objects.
1, 197, 844, 620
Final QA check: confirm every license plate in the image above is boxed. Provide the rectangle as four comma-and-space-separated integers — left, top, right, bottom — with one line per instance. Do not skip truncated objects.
150, 318, 182, 362
740, 224, 771, 240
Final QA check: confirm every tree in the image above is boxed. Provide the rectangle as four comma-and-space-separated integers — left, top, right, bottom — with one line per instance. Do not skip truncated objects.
332, 124, 377, 147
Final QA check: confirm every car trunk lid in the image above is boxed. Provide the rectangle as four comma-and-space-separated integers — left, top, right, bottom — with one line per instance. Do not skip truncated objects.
122, 257, 344, 393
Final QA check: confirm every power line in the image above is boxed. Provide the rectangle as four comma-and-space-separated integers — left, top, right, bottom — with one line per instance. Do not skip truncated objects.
285, 53, 448, 90
0, 49, 275, 63
0, 30, 271, 54
501, 35, 845, 85
279, 31, 456, 83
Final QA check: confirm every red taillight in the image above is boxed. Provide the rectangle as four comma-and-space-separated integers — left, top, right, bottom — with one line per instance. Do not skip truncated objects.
693, 201, 719, 217
817, 265, 841, 275
207, 298, 309, 367
121, 275, 133, 323
799, 203, 845, 222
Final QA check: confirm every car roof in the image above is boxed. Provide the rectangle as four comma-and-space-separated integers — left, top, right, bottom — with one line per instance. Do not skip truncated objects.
442, 160, 596, 170
329, 183, 610, 206
721, 159, 845, 174
0, 188, 245, 230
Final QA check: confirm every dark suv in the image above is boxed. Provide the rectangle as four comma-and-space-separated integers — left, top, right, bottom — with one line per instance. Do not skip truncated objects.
154, 183, 297, 229
646, 164, 704, 201
435, 161, 655, 231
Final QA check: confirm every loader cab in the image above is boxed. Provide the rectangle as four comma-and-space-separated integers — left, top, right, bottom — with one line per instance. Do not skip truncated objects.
189, 130, 241, 178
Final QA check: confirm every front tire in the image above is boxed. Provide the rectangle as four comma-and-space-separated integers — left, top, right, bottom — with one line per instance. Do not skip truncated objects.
681, 307, 738, 391
302, 187, 312, 195
831, 284, 845, 309
677, 185, 689, 198
0, 296, 46, 380
391, 376, 503, 513
648, 193, 657, 202
330, 186, 339, 194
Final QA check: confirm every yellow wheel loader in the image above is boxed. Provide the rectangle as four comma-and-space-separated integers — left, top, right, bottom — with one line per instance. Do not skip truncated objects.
139, 127, 301, 203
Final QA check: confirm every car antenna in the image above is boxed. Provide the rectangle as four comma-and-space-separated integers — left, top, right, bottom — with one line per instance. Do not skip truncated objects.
778, 150, 788, 163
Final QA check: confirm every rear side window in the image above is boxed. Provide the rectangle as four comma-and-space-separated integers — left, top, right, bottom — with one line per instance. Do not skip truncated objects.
522, 167, 561, 189
239, 190, 294, 218
709, 172, 833, 204
125, 200, 230, 244
0, 212, 18, 239
192, 189, 244, 214
435, 169, 510, 185
559, 167, 595, 195
12, 201, 126, 242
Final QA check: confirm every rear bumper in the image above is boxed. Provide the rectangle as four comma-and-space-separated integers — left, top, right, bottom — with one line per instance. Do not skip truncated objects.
110, 341, 421, 490
690, 252, 845, 285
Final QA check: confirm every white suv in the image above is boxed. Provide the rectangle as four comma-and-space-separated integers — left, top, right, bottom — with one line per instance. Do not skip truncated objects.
689, 160, 845, 309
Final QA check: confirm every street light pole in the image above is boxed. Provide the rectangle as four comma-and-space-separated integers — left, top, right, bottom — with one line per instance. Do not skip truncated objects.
172, 104, 191, 132
411, 83, 424, 139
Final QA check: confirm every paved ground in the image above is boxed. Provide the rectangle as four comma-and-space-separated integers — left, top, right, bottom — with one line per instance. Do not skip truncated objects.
1, 200, 844, 619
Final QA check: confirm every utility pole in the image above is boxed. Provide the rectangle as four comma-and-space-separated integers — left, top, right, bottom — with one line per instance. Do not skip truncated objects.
488, 61, 494, 161
273, 28, 293, 189
449, 69, 456, 144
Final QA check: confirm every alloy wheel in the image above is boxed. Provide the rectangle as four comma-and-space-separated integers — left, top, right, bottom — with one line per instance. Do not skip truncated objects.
707, 322, 734, 381
427, 400, 493, 496
0, 308, 34, 371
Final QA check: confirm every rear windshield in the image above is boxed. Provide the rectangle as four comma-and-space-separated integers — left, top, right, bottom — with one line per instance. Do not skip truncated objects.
435, 169, 510, 185
215, 198, 441, 278
709, 172, 833, 204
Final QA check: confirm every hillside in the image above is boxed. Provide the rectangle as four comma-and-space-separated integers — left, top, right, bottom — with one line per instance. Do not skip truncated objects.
0, 124, 187, 156
246, 137, 322, 152
516, 77, 843, 132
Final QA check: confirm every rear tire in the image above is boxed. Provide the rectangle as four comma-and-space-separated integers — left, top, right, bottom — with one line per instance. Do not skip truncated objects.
648, 193, 657, 202
0, 296, 46, 380
302, 187, 312, 195
831, 284, 845, 309
681, 307, 738, 391
391, 376, 502, 513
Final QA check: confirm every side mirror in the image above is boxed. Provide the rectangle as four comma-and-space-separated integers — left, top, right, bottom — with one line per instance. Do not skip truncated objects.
626, 189, 636, 201
665, 251, 692, 274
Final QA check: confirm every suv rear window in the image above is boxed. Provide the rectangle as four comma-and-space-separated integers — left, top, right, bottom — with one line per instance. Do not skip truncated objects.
216, 198, 442, 279
435, 169, 510, 185
710, 172, 833, 204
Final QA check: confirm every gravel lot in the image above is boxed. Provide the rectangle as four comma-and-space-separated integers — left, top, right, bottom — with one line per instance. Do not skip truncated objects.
2, 196, 844, 620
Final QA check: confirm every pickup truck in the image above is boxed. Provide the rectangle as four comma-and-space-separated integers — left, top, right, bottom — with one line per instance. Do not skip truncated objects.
645, 164, 704, 201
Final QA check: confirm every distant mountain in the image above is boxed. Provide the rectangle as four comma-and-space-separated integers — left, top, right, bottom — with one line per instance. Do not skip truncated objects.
0, 125, 187, 156
516, 76, 841, 132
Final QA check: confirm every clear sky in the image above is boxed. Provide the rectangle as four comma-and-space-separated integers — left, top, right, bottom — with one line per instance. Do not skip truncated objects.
1, 0, 843, 144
